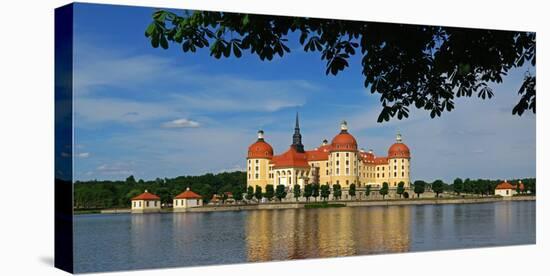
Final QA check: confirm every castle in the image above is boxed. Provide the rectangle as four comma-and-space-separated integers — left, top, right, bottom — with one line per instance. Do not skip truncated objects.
246, 113, 411, 190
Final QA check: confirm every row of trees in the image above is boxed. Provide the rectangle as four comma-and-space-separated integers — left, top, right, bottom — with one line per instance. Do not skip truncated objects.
245, 183, 375, 202
74, 171, 246, 209
245, 177, 537, 203
411, 178, 537, 198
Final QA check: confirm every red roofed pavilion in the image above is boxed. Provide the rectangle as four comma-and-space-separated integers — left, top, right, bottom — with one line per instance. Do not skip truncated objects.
494, 180, 516, 197
173, 188, 203, 211
131, 190, 161, 213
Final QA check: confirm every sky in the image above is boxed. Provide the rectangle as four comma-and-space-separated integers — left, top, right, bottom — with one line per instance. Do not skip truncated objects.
71, 3, 536, 183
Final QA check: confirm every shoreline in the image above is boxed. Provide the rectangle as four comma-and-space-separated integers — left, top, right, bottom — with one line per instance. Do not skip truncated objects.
75, 195, 535, 215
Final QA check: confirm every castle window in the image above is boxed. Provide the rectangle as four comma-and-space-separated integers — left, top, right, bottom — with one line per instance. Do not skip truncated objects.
346, 180, 349, 185
346, 153, 349, 157
346, 168, 349, 174
336, 153, 339, 157
326, 162, 328, 167
336, 160, 340, 165
377, 173, 379, 178
255, 160, 259, 164
394, 172, 397, 177
402, 172, 405, 177
255, 173, 259, 179
394, 165, 397, 170
248, 160, 251, 164
402, 165, 405, 170
336, 168, 340, 175
248, 174, 251, 179
346, 160, 349, 165
326, 170, 329, 175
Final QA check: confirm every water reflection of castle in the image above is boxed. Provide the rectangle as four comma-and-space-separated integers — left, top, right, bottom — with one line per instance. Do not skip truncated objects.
245, 206, 411, 261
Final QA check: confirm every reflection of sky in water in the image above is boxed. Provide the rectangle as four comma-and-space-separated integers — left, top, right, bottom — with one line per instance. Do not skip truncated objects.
74, 201, 535, 273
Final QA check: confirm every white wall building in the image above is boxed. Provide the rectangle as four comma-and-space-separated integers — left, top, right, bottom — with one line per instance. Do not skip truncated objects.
131, 190, 161, 213
173, 187, 203, 212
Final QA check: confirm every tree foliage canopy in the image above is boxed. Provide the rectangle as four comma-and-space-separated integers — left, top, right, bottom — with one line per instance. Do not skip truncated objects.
145, 10, 535, 122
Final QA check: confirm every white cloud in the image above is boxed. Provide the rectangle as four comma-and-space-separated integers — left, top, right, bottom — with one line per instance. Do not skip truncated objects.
61, 151, 90, 158
162, 118, 201, 128
77, 152, 90, 158
73, 40, 317, 126
75, 97, 184, 124
218, 164, 246, 173
96, 163, 134, 176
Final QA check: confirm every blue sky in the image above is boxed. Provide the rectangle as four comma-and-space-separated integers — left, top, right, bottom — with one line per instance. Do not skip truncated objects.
72, 3, 535, 183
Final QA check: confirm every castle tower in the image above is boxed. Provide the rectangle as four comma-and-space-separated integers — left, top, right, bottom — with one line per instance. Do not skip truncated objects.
329, 121, 359, 188
387, 132, 411, 188
247, 130, 274, 188
292, 112, 305, 153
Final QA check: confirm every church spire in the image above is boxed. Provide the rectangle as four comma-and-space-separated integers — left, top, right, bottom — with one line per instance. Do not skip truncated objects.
292, 112, 305, 153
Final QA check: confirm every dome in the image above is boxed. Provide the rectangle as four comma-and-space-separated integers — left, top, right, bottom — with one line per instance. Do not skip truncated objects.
330, 121, 358, 151
388, 133, 410, 158
248, 130, 274, 159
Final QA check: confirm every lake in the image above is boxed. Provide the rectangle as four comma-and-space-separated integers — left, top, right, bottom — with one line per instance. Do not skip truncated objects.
74, 201, 535, 273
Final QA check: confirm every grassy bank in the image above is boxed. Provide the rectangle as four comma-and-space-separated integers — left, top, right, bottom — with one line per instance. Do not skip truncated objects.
74, 209, 102, 215
304, 202, 346, 209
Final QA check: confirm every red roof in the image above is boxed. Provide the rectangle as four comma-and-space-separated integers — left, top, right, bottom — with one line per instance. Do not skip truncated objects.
306, 144, 331, 161
495, 181, 515, 190
132, 191, 160, 201
331, 131, 358, 151
388, 143, 411, 158
248, 139, 274, 159
271, 146, 309, 168
175, 188, 202, 199
373, 157, 389, 165
359, 151, 375, 163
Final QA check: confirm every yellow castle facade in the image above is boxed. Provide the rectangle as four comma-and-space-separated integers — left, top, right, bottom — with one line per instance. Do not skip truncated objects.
246, 113, 411, 190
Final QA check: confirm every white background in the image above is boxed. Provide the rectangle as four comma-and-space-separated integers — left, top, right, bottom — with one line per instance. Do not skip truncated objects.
0, 0, 547, 275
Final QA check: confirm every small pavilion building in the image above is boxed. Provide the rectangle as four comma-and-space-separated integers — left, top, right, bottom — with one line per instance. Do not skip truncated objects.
494, 180, 516, 197
173, 188, 203, 212
131, 190, 161, 213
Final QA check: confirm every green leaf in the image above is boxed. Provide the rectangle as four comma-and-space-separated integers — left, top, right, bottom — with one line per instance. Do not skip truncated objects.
233, 45, 242, 58
160, 35, 169, 49
145, 23, 156, 37
242, 15, 250, 27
